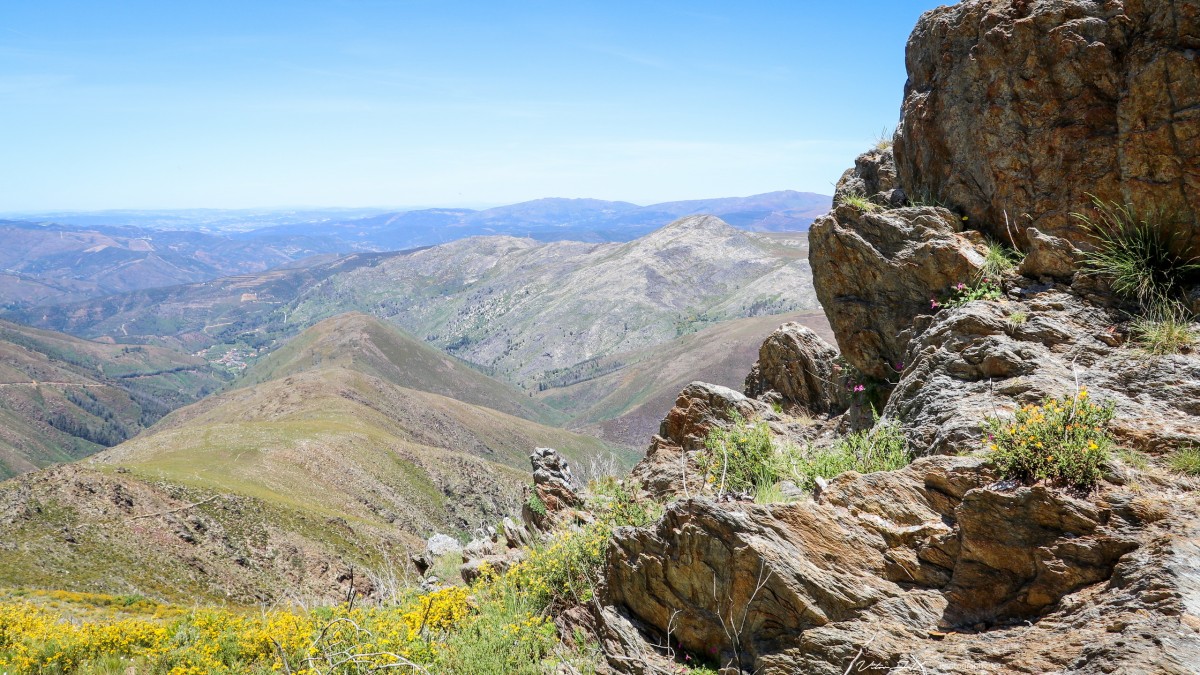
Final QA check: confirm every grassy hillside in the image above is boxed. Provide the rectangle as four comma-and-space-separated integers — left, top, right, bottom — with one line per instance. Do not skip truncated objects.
235, 312, 567, 425
0, 315, 626, 602
0, 320, 224, 478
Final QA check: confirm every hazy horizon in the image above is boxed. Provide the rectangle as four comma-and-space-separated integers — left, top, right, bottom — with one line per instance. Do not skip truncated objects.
0, 189, 833, 218
1, 1, 938, 211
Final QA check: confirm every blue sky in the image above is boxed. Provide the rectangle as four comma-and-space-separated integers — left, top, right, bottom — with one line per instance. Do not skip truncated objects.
0, 1, 942, 210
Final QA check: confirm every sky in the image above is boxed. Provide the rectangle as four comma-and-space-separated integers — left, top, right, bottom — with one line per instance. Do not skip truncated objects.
0, 1, 943, 211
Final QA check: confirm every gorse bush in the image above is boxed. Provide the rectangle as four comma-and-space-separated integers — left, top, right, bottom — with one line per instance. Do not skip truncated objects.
0, 482, 662, 674
984, 388, 1114, 490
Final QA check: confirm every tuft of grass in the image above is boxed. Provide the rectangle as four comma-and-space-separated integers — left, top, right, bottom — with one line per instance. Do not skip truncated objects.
984, 388, 1114, 491
979, 239, 1024, 281
776, 422, 912, 493
753, 479, 789, 505
697, 415, 912, 500
1131, 303, 1196, 355
1167, 446, 1200, 476
839, 192, 883, 213
874, 127, 894, 151
1074, 197, 1200, 311
1007, 310, 1029, 326
1116, 448, 1150, 471
906, 189, 947, 209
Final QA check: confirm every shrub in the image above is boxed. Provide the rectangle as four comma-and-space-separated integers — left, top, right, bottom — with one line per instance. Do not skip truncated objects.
1167, 446, 1200, 477
525, 494, 547, 517
984, 388, 1115, 490
697, 415, 777, 494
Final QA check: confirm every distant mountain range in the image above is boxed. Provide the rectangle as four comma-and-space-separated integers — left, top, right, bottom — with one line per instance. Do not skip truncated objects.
238, 191, 831, 250
0, 191, 828, 309
14, 217, 820, 391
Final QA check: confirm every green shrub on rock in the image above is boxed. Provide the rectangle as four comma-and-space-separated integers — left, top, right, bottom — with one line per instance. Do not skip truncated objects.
984, 388, 1114, 490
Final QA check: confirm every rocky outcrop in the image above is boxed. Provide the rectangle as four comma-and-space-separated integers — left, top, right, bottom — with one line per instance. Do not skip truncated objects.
744, 322, 850, 416
809, 195, 988, 380
885, 289, 1200, 455
594, 457, 1200, 673
833, 146, 906, 207
894, 0, 1200, 255
522, 447, 582, 533
590, 2, 1200, 673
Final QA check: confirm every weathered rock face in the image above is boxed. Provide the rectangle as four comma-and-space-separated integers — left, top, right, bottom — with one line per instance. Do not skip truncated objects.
522, 447, 582, 532
894, 0, 1200, 253
743, 322, 850, 416
592, 3, 1200, 672
595, 457, 1200, 674
809, 193, 987, 380
885, 288, 1200, 455
833, 146, 906, 208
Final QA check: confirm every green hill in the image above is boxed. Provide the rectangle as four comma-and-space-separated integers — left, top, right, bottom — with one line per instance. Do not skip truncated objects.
235, 312, 566, 425
0, 313, 624, 603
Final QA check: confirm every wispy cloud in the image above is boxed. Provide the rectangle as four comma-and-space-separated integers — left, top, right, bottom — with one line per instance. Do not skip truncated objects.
579, 44, 672, 71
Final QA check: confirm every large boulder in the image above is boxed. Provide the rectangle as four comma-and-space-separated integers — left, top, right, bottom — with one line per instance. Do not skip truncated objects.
894, 0, 1200, 255
809, 195, 987, 380
743, 322, 850, 416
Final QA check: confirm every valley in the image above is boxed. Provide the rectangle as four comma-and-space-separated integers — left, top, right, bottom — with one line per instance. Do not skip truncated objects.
0, 314, 623, 602
0, 320, 223, 479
